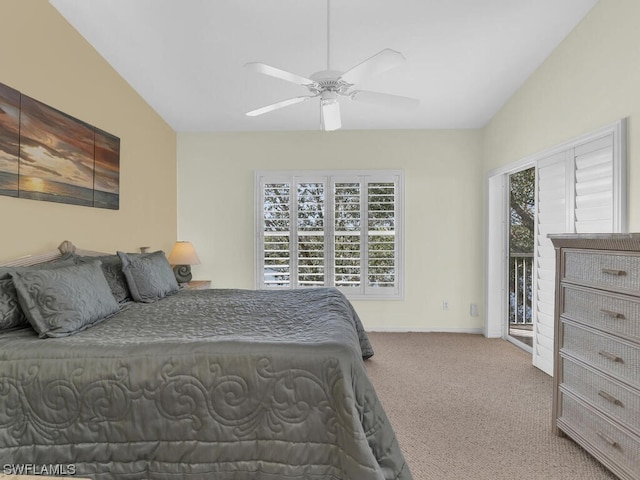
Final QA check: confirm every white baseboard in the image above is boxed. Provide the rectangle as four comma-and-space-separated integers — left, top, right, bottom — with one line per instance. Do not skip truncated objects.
366, 327, 484, 334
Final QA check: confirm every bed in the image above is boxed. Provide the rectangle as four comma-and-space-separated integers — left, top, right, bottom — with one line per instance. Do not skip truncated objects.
0, 243, 412, 480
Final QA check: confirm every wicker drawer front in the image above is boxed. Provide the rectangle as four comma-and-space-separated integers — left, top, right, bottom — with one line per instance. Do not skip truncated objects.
560, 394, 640, 478
564, 251, 640, 292
563, 287, 640, 342
562, 358, 640, 429
563, 323, 640, 388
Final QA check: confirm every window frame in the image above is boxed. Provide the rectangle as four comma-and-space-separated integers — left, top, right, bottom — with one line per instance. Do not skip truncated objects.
255, 169, 405, 300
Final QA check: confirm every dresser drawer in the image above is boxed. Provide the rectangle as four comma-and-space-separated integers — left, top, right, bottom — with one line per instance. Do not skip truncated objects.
562, 322, 640, 388
562, 357, 640, 430
563, 286, 640, 342
564, 250, 640, 293
560, 394, 640, 479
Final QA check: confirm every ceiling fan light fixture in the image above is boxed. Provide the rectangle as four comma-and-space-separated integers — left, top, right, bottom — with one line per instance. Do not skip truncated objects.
321, 99, 341, 131
320, 90, 338, 105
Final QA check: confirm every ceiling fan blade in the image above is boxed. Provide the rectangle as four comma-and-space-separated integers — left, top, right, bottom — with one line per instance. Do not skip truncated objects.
246, 96, 313, 117
340, 49, 406, 86
350, 90, 420, 109
245, 62, 316, 86
321, 100, 341, 131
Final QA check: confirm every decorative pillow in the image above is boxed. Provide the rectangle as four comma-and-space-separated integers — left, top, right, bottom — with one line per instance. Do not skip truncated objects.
0, 278, 26, 330
76, 254, 132, 304
11, 261, 120, 338
118, 250, 179, 303
0, 253, 79, 331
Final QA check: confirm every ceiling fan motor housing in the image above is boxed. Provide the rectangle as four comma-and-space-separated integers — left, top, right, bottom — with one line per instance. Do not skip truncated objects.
309, 70, 351, 95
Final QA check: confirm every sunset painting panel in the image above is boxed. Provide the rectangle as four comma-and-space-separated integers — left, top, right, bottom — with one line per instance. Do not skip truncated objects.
0, 83, 120, 209
0, 83, 20, 197
19, 95, 95, 207
94, 128, 120, 209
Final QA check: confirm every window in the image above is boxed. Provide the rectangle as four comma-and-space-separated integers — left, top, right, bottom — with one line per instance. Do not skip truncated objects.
256, 170, 404, 299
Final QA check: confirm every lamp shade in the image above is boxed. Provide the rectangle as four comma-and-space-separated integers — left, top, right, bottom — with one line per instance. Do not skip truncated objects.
168, 241, 201, 266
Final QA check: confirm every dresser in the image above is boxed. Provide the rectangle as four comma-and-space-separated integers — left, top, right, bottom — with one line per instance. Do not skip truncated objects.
550, 234, 640, 480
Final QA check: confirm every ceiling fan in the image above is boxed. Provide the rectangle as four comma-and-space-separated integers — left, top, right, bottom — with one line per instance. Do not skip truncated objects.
244, 0, 419, 131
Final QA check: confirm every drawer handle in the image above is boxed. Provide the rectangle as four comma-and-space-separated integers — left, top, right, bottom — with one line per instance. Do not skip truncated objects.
601, 268, 626, 276
598, 350, 624, 363
598, 390, 624, 407
596, 430, 619, 448
599, 309, 626, 320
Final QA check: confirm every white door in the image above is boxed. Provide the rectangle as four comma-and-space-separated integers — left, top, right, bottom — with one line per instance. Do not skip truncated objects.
486, 120, 626, 375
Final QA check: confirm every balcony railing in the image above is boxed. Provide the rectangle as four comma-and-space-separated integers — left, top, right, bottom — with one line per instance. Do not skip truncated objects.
509, 253, 533, 325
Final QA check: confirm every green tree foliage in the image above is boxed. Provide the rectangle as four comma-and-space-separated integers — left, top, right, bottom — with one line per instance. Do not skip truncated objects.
509, 168, 535, 324
509, 168, 535, 253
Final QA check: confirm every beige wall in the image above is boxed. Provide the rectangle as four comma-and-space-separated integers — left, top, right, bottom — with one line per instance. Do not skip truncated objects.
483, 0, 640, 228
178, 130, 484, 331
0, 0, 177, 260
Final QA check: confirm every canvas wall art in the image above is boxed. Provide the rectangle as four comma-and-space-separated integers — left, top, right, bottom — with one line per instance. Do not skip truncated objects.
0, 82, 120, 209
0, 83, 20, 198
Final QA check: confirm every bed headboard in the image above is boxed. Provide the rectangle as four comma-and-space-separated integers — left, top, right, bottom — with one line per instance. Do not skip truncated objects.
0, 241, 106, 267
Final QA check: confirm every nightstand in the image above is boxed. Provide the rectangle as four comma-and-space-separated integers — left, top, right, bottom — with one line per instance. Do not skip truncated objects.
182, 280, 211, 290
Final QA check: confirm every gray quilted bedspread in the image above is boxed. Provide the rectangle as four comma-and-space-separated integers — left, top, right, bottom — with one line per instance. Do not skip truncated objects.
0, 288, 412, 480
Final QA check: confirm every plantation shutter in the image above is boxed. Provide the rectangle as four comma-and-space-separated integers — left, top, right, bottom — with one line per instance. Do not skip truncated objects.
367, 180, 398, 294
334, 181, 362, 290
534, 152, 569, 375
296, 181, 326, 287
574, 135, 614, 233
257, 171, 404, 299
533, 132, 621, 375
262, 182, 291, 287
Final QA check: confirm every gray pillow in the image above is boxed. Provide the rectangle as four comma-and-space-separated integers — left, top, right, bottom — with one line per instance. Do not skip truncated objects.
11, 261, 120, 338
0, 254, 79, 330
76, 254, 132, 304
118, 251, 179, 303
0, 278, 26, 330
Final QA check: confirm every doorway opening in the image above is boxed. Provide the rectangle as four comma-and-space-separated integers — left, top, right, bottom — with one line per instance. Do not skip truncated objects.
485, 118, 625, 374
507, 167, 535, 349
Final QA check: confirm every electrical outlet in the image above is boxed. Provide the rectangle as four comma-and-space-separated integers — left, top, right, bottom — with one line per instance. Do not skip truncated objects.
470, 303, 479, 317
442, 300, 449, 310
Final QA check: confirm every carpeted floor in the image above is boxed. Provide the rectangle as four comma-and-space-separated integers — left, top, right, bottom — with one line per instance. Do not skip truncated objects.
365, 332, 618, 480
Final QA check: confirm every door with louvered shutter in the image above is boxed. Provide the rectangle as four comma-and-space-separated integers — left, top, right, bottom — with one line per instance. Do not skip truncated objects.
574, 135, 614, 233
534, 152, 569, 375
532, 133, 618, 375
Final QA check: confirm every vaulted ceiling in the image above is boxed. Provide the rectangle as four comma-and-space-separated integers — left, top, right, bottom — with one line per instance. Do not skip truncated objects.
49, 0, 598, 132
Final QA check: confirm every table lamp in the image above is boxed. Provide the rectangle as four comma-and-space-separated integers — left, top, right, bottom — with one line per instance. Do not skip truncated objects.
168, 241, 201, 283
